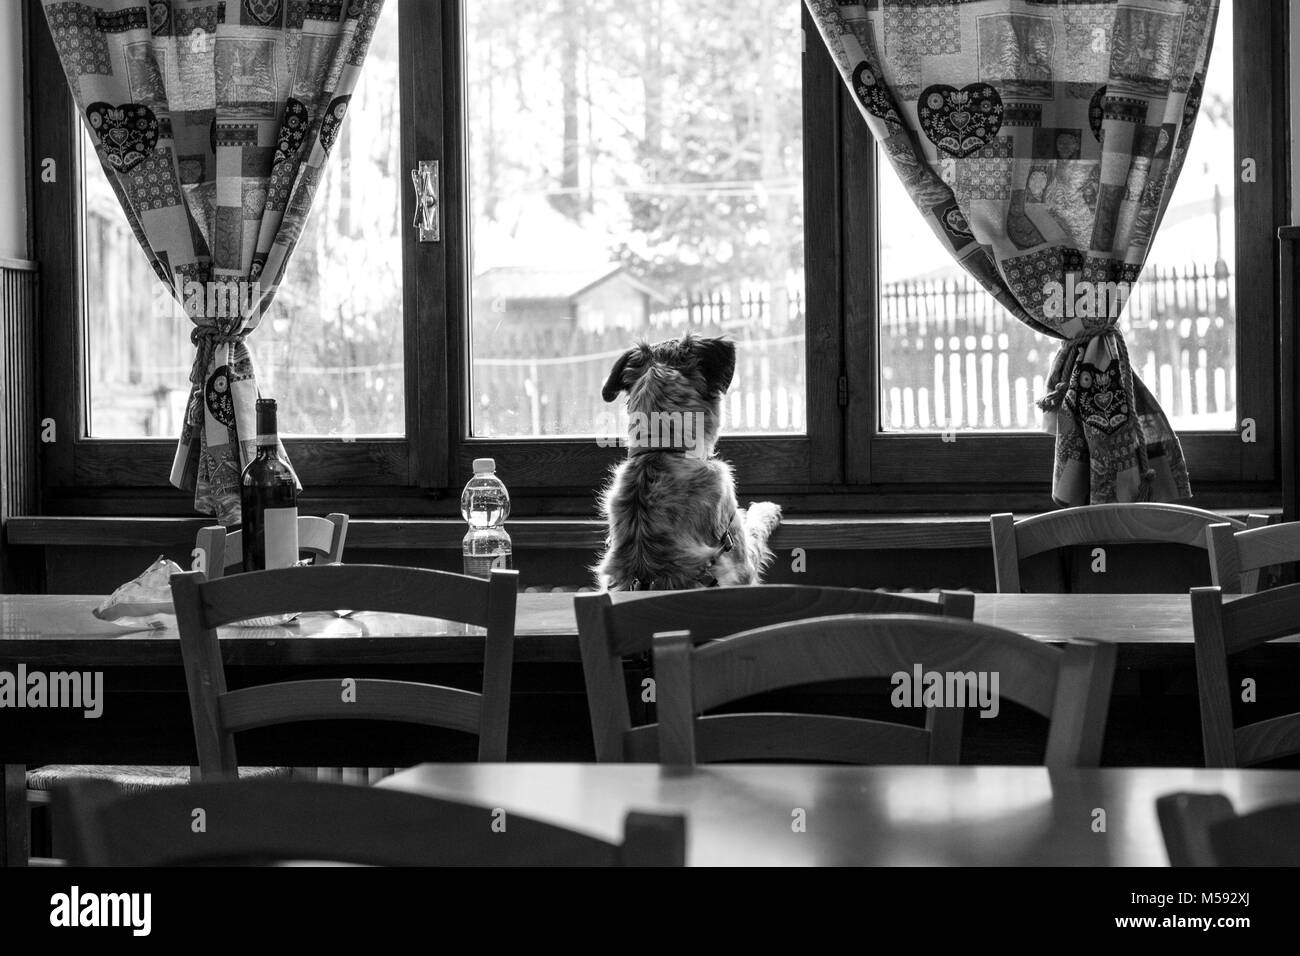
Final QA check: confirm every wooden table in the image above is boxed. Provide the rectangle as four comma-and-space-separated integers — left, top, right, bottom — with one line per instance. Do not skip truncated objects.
4, 591, 1299, 866
380, 762, 1300, 866
3, 591, 1296, 669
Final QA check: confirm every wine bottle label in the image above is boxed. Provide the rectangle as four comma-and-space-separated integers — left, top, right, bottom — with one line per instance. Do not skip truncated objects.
264, 506, 300, 569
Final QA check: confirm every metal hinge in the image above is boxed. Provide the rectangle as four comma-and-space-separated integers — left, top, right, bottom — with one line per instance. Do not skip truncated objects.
411, 160, 440, 242
837, 375, 848, 406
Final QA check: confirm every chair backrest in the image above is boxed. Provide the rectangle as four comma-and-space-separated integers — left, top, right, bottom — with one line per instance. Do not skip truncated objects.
651, 613, 1115, 768
195, 512, 349, 580
170, 564, 518, 772
1206, 520, 1300, 594
1189, 583, 1300, 767
990, 504, 1269, 593
1157, 791, 1300, 866
575, 585, 976, 762
52, 778, 685, 866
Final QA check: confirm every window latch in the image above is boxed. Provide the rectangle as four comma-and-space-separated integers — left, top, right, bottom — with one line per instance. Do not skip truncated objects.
411, 160, 440, 242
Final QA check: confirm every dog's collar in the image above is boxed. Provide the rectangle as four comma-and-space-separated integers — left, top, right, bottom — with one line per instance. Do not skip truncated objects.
627, 444, 690, 458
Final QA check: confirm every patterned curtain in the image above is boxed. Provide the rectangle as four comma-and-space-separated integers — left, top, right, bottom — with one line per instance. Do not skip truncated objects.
42, 0, 385, 522
806, 0, 1219, 504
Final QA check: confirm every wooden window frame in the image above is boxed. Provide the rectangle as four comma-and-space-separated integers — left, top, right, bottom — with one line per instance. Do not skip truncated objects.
846, 0, 1286, 491
24, 0, 1284, 517
28, 0, 448, 506
441, 1, 844, 491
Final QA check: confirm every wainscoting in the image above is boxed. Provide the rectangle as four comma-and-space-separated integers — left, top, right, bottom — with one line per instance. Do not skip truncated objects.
0, 258, 38, 592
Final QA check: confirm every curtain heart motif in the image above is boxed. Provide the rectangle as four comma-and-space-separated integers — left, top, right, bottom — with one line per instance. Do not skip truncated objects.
273, 98, 309, 166
319, 95, 352, 152
148, 1, 169, 34
1071, 364, 1130, 435
852, 61, 901, 127
85, 102, 158, 173
204, 365, 238, 428
244, 0, 282, 26
942, 205, 973, 240
1088, 86, 1106, 142
917, 83, 1003, 158
1180, 74, 1204, 147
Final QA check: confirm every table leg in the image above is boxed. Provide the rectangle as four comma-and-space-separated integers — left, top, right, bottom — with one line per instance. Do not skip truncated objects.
3, 764, 28, 867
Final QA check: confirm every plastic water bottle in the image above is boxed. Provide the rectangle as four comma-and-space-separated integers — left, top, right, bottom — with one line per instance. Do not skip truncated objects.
461, 458, 512, 579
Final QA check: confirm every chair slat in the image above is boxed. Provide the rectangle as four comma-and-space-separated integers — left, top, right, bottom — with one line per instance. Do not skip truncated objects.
1218, 581, 1300, 653
1211, 521, 1300, 595
196, 564, 492, 627
991, 504, 1263, 594
601, 586, 971, 657
621, 714, 933, 765
687, 713, 932, 765
218, 680, 483, 735
687, 615, 1061, 719
1014, 504, 1253, 557
196, 513, 348, 580
51, 779, 683, 867
1233, 714, 1300, 766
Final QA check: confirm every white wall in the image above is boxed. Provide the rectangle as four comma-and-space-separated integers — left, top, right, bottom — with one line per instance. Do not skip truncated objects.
0, 1, 27, 260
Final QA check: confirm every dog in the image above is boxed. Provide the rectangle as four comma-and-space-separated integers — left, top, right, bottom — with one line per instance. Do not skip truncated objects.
593, 333, 782, 590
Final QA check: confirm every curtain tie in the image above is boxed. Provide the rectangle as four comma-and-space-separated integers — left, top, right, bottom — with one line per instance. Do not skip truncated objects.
188, 324, 247, 386
1062, 326, 1116, 349
1036, 325, 1122, 413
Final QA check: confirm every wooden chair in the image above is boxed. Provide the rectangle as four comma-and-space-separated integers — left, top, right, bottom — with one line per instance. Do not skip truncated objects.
990, 504, 1269, 593
1190, 584, 1300, 767
652, 613, 1116, 768
1157, 791, 1300, 866
1206, 520, 1300, 593
171, 564, 519, 774
22, 513, 346, 855
52, 778, 684, 866
194, 512, 348, 579
575, 585, 975, 762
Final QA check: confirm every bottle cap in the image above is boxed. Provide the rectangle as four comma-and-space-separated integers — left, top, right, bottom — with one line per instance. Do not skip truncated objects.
472, 458, 496, 475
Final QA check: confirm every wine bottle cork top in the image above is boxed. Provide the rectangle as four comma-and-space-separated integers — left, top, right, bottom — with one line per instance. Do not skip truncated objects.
472, 458, 496, 474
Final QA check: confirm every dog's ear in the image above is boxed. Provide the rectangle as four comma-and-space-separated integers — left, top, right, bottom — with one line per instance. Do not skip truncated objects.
601, 347, 638, 402
696, 337, 736, 395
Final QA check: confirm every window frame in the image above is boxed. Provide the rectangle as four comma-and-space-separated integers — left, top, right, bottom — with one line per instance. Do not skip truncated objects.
29, 0, 445, 498
24, 0, 1285, 516
441, 0, 844, 491
849, 0, 1286, 490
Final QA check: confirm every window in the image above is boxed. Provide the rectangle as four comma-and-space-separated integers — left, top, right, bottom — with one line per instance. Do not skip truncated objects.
878, 1, 1237, 435
81, 4, 404, 439
463, 0, 806, 440
854, 0, 1283, 489
29, 0, 1283, 513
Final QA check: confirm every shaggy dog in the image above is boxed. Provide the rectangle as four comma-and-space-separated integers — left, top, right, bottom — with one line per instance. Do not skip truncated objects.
593, 333, 782, 590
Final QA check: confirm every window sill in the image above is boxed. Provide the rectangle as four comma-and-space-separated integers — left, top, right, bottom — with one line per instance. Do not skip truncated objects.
6, 509, 1280, 552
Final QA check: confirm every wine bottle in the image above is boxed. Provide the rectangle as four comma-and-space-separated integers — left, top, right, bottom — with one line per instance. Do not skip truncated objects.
240, 398, 299, 573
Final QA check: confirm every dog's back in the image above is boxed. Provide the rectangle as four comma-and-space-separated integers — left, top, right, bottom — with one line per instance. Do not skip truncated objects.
596, 454, 730, 590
